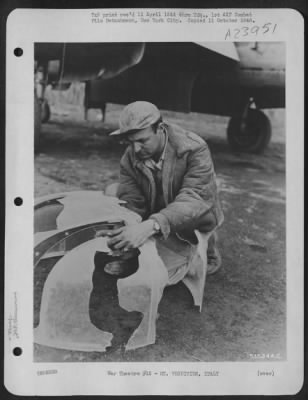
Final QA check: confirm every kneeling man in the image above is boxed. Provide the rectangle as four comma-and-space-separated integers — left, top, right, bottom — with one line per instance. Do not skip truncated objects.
107, 101, 224, 283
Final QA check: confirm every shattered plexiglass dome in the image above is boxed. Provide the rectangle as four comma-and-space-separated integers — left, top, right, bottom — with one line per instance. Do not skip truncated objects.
34, 191, 168, 352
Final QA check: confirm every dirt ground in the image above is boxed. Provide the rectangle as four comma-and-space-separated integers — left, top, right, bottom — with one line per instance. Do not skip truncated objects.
34, 103, 286, 362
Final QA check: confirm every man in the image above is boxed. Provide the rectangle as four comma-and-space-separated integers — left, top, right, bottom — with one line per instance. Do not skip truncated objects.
107, 101, 224, 276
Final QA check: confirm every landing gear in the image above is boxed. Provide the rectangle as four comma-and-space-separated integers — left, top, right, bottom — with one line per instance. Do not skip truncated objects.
34, 64, 51, 152
34, 91, 41, 153
34, 98, 50, 153
40, 99, 51, 123
227, 99, 272, 153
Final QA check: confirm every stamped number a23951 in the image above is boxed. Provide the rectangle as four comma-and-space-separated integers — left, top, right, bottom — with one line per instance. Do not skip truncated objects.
225, 23, 277, 40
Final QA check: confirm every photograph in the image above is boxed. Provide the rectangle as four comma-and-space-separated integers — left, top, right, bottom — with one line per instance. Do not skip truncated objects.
33, 41, 286, 362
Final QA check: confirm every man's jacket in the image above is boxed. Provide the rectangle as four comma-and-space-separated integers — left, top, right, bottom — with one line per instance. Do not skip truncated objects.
117, 123, 224, 241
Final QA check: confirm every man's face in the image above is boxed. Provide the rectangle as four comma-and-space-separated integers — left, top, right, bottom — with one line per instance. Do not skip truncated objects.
125, 126, 162, 160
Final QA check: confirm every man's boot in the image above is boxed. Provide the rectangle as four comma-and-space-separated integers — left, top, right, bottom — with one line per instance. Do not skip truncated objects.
206, 231, 222, 275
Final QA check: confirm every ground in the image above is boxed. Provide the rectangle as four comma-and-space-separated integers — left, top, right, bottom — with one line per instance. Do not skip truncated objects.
34, 103, 286, 362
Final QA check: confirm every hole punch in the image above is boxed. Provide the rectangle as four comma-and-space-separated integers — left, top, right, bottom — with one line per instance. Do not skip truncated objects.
14, 197, 23, 206
13, 347, 22, 356
14, 48, 23, 57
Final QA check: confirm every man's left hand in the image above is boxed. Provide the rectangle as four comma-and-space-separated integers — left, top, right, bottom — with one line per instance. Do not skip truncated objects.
107, 220, 155, 251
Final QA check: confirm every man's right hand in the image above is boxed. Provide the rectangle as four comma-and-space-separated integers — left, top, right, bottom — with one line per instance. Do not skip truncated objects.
107, 220, 156, 251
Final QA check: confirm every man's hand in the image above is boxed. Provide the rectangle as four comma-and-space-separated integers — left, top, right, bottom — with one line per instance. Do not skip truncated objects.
107, 220, 155, 251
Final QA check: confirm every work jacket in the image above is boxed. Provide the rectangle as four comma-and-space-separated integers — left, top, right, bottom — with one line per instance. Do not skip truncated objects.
117, 123, 224, 241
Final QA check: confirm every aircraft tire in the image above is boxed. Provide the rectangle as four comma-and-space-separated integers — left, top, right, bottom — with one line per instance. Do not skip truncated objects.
41, 99, 51, 123
227, 109, 272, 153
34, 92, 41, 153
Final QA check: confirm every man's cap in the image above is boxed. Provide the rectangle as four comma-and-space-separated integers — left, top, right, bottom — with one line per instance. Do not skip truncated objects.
110, 101, 161, 136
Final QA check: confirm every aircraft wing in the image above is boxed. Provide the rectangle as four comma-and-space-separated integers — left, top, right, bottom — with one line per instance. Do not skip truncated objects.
35, 42, 240, 84
35, 42, 284, 114
196, 42, 240, 61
